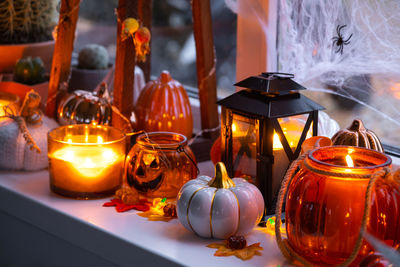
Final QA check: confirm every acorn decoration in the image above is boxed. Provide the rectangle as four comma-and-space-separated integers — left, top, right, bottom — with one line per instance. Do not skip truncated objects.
332, 119, 384, 152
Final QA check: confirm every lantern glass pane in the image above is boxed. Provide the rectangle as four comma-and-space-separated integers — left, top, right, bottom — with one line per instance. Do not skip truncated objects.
272, 115, 312, 196
231, 113, 257, 183
274, 115, 312, 151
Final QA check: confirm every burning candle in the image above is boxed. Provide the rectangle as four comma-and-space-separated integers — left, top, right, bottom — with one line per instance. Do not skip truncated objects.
230, 115, 311, 197
285, 146, 393, 266
272, 117, 312, 197
0, 91, 19, 119
48, 125, 126, 199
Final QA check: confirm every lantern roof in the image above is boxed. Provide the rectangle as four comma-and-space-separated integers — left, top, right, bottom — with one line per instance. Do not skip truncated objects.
218, 73, 324, 118
234, 72, 306, 94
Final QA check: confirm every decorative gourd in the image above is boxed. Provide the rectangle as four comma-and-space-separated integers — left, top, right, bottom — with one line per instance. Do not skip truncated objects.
332, 119, 383, 152
177, 162, 264, 239
135, 71, 193, 138
0, 90, 59, 171
14, 57, 46, 85
57, 84, 112, 126
0, 116, 58, 170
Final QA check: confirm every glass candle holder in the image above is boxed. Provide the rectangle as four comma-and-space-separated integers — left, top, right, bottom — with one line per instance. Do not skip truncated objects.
0, 91, 19, 118
48, 125, 126, 199
285, 146, 397, 266
125, 132, 197, 198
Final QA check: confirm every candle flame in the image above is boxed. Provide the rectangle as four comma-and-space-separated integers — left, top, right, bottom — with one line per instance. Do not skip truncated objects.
273, 132, 299, 149
346, 154, 354, 167
52, 147, 120, 177
232, 123, 237, 132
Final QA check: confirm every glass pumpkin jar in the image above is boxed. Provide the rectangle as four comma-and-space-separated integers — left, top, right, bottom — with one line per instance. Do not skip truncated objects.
285, 146, 399, 266
125, 132, 197, 198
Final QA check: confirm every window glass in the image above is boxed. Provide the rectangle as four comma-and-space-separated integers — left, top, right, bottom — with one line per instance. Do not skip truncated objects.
152, 1, 237, 98
277, 0, 400, 147
74, 0, 237, 98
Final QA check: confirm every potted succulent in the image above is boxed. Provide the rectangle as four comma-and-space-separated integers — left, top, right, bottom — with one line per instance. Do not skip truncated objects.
0, 56, 50, 108
68, 44, 113, 92
0, 0, 56, 73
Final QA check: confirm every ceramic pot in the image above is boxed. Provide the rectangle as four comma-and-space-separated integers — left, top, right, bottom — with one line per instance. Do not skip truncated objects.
68, 64, 113, 92
0, 40, 55, 73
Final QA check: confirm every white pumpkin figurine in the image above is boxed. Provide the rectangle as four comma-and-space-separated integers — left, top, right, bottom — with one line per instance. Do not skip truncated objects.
177, 162, 264, 239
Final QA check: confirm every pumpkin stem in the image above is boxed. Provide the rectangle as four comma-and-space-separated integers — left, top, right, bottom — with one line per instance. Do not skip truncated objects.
160, 71, 172, 83
348, 119, 366, 132
208, 162, 235, 189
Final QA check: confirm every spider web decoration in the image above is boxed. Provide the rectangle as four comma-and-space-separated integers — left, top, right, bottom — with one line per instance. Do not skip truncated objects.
225, 0, 400, 146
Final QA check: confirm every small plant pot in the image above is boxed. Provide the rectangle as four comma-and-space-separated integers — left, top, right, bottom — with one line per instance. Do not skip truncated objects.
0, 40, 55, 73
68, 64, 113, 92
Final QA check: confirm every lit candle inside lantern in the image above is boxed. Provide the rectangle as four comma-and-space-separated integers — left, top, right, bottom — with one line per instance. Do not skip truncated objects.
272, 118, 312, 197
48, 125, 126, 199
231, 115, 311, 193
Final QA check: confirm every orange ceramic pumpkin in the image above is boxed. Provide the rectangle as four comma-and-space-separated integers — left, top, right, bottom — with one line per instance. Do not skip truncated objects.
135, 71, 193, 138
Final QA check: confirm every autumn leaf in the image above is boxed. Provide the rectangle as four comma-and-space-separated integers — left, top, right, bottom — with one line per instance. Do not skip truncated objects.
137, 210, 175, 222
136, 198, 177, 222
207, 242, 263, 261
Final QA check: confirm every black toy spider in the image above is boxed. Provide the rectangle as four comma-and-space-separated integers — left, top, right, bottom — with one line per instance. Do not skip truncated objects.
332, 25, 353, 54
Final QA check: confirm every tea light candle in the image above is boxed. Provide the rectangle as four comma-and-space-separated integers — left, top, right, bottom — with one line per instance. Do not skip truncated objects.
48, 125, 126, 199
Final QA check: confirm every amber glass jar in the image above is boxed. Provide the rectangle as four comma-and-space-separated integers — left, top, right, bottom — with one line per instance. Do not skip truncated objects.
285, 146, 399, 266
125, 132, 197, 198
48, 125, 126, 199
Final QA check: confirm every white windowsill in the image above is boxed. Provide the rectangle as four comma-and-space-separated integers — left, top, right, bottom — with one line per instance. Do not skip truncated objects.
0, 162, 287, 267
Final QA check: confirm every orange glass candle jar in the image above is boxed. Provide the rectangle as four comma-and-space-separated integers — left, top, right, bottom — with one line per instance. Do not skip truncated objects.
284, 146, 400, 266
48, 125, 126, 199
125, 132, 197, 198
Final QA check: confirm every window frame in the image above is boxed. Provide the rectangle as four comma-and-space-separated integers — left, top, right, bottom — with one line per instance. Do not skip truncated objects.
235, 0, 400, 157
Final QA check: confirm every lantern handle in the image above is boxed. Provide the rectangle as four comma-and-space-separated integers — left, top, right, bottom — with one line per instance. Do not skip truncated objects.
261, 72, 295, 79
275, 154, 391, 267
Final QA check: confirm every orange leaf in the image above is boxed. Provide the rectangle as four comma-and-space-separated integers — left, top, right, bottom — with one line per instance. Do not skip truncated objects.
137, 210, 175, 222
207, 242, 263, 261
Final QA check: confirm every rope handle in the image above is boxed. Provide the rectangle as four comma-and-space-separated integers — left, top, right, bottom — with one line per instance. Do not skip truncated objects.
274, 154, 391, 267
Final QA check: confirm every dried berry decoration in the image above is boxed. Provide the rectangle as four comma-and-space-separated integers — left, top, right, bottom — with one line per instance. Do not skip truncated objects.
163, 204, 177, 218
227, 235, 247, 250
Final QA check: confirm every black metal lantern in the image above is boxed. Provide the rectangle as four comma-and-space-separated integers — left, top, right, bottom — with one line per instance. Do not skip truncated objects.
218, 72, 324, 214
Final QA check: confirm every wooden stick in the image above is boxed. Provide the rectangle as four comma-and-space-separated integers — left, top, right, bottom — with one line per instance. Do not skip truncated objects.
191, 0, 219, 138
45, 0, 80, 118
113, 0, 138, 131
